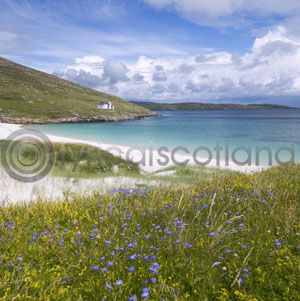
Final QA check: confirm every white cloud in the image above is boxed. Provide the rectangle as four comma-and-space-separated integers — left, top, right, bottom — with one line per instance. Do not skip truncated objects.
144, 0, 300, 27
0, 30, 19, 51
55, 26, 300, 102
195, 51, 232, 65
144, 0, 172, 9
145, 0, 238, 17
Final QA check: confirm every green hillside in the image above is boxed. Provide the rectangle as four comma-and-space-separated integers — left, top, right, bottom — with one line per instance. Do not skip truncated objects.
0, 57, 154, 123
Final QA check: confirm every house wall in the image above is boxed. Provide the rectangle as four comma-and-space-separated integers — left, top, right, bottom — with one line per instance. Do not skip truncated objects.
97, 102, 114, 109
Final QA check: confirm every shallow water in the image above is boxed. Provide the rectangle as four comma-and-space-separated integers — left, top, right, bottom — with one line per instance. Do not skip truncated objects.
30, 109, 300, 167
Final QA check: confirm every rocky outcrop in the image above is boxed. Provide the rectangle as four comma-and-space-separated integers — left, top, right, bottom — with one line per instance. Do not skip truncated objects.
0, 112, 158, 124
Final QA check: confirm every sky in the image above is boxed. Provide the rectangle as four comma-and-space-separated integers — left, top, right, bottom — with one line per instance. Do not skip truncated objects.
1, 0, 300, 106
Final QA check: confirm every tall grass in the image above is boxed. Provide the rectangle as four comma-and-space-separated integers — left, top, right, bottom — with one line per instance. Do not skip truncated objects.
0, 165, 299, 300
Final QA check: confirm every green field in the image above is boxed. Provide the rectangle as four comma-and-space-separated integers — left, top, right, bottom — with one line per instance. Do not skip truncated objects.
0, 57, 152, 122
0, 164, 299, 300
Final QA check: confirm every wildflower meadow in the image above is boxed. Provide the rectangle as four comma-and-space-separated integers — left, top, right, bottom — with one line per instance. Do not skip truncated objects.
0, 165, 299, 300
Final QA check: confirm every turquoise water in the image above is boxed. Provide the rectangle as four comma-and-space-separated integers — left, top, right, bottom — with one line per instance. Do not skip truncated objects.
29, 109, 300, 166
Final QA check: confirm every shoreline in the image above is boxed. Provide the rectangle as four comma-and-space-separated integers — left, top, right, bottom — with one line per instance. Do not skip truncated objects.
0, 112, 158, 125
0, 122, 265, 174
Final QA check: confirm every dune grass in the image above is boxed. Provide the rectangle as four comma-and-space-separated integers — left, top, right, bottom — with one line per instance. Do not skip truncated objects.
149, 165, 237, 184
51, 148, 238, 184
51, 143, 140, 178
0, 141, 140, 179
0, 165, 299, 300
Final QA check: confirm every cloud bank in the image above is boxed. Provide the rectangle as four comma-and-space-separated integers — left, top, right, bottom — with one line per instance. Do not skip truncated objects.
56, 27, 300, 102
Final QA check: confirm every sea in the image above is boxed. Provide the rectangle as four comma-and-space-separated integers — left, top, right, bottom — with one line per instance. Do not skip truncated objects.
29, 109, 300, 167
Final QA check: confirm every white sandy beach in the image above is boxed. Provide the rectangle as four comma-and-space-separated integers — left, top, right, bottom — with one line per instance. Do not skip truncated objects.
0, 123, 265, 203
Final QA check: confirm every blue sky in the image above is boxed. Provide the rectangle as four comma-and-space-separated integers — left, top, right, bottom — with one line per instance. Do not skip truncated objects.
1, 0, 300, 106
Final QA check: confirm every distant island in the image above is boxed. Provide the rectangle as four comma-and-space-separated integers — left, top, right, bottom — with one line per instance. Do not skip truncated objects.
0, 57, 155, 124
130, 101, 296, 111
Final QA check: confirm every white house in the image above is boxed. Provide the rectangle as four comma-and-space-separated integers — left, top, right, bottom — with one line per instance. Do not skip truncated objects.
97, 100, 114, 110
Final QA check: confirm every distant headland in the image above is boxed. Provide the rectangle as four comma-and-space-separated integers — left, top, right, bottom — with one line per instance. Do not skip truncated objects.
130, 101, 297, 111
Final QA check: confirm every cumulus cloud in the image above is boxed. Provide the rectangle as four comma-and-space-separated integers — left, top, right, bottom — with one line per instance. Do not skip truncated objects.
102, 60, 129, 85
56, 56, 129, 89
132, 73, 144, 81
54, 26, 300, 102
152, 65, 168, 81
57, 68, 100, 88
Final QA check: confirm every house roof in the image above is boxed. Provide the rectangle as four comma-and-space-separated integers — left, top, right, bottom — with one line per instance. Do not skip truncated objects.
98, 100, 111, 105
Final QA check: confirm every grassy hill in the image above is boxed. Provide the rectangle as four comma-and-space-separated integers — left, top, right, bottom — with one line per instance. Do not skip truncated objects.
0, 57, 154, 124
131, 101, 295, 111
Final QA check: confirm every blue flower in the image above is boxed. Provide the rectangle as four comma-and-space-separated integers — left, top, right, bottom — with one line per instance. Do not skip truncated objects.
128, 266, 135, 273
209, 232, 216, 237
91, 265, 99, 271
129, 254, 137, 261
144, 255, 149, 263
184, 242, 192, 248
141, 288, 150, 299
128, 242, 137, 248
151, 277, 157, 283
212, 262, 221, 268
115, 280, 123, 286
149, 263, 159, 274
107, 261, 114, 267
275, 241, 282, 247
